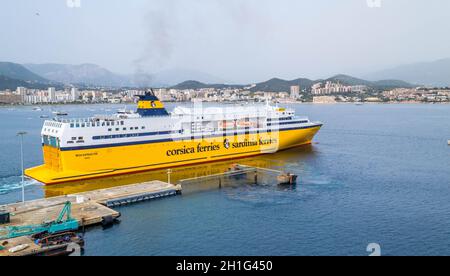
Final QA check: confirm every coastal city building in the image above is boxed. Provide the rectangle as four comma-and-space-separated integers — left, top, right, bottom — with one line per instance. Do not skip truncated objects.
313, 96, 337, 104
48, 87, 56, 102
17, 87, 26, 102
70, 87, 79, 102
290, 85, 300, 99
1, 83, 450, 105
312, 82, 368, 95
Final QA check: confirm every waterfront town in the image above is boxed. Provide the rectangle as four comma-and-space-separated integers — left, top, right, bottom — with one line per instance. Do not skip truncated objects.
0, 82, 449, 105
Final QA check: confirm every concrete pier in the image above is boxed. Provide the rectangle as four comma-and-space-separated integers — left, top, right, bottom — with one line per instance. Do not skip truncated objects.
0, 180, 181, 256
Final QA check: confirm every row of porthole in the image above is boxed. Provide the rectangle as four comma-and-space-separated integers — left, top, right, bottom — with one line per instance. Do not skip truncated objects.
69, 120, 125, 128
108, 126, 145, 132
45, 122, 63, 128
44, 128, 59, 134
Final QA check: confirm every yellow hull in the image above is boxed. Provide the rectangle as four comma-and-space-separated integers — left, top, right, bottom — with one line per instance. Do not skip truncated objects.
26, 126, 321, 185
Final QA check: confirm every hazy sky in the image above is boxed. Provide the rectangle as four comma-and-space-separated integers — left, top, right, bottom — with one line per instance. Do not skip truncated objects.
1, 0, 450, 83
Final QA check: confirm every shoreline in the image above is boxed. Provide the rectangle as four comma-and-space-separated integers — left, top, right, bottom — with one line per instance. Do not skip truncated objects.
1, 101, 450, 108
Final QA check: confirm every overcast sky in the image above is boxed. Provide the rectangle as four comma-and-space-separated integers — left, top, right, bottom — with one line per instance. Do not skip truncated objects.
1, 0, 450, 83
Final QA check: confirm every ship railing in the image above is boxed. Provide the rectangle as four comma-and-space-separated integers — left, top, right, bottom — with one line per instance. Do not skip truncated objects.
172, 109, 297, 119
53, 117, 116, 124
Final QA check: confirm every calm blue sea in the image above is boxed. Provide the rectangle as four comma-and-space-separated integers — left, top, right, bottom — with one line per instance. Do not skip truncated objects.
0, 103, 449, 256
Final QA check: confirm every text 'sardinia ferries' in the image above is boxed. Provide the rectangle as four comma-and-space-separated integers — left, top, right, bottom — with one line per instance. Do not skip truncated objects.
26, 91, 323, 185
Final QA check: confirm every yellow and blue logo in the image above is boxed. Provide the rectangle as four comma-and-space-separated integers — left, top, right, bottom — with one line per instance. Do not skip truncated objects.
137, 92, 169, 116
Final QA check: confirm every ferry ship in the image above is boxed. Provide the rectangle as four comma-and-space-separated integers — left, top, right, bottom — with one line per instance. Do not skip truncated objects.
25, 91, 323, 185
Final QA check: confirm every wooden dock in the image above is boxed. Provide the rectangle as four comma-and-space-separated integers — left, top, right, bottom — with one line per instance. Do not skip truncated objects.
0, 180, 181, 256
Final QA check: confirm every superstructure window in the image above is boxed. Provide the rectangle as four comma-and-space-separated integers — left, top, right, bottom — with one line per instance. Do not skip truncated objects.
43, 135, 60, 148
92, 130, 183, 140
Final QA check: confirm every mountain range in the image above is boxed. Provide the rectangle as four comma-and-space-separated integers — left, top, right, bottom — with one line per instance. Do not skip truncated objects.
23, 63, 225, 88
23, 63, 129, 88
172, 74, 415, 92
0, 62, 61, 90
364, 58, 450, 87
1, 58, 450, 91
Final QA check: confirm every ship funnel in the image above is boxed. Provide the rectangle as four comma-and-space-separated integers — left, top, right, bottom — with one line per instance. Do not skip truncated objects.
136, 90, 169, 117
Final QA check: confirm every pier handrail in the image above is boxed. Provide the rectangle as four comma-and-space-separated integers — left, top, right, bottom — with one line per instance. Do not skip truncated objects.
178, 168, 257, 183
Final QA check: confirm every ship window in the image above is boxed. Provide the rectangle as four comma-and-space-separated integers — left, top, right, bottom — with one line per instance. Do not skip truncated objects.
102, 122, 105, 126
81, 123, 85, 127
70, 123, 74, 128
72, 137, 76, 141
134, 127, 138, 130
78, 137, 83, 140
76, 124, 80, 128
123, 128, 127, 131
116, 128, 119, 131
130, 127, 133, 130
141, 126, 145, 129
108, 128, 112, 132
107, 122, 110, 126
121, 121, 124, 125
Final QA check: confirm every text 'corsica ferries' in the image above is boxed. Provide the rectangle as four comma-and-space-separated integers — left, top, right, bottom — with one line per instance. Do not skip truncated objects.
26, 91, 323, 185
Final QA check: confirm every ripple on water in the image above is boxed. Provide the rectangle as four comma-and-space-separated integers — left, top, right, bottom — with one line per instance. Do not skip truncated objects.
223, 182, 313, 206
0, 176, 39, 195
